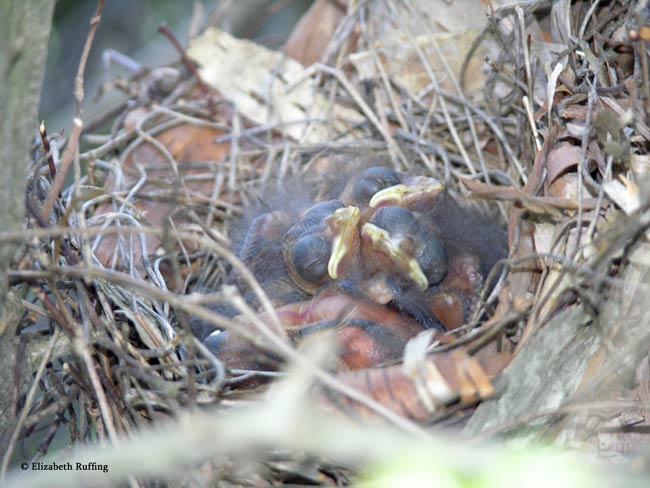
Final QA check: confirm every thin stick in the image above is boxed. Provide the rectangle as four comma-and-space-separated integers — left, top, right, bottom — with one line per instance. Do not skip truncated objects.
40, 0, 104, 220
38, 121, 56, 180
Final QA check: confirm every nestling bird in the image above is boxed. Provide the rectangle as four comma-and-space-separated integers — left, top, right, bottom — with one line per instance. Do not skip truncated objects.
190, 165, 507, 373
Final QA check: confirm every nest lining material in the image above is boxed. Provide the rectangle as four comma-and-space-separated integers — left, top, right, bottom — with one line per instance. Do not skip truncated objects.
8, 0, 650, 485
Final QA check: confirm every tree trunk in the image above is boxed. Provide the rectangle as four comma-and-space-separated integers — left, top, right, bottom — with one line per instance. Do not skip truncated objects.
0, 0, 54, 459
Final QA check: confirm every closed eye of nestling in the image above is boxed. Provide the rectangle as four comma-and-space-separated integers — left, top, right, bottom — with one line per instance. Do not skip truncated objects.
290, 235, 331, 285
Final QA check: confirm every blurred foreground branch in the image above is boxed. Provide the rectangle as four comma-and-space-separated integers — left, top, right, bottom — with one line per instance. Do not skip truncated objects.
3, 366, 646, 488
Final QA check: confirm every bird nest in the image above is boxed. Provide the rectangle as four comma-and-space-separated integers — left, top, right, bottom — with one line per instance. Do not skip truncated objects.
6, 0, 650, 486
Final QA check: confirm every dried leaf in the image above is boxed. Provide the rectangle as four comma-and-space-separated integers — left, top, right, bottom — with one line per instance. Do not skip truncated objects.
346, 0, 496, 96
550, 0, 572, 45
545, 143, 582, 185
566, 122, 588, 138
603, 176, 640, 215
488, 144, 548, 346
546, 61, 567, 122
92, 109, 230, 269
284, 0, 347, 66
560, 104, 588, 120
350, 30, 491, 96
187, 28, 363, 143
547, 173, 590, 201
631, 154, 650, 176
